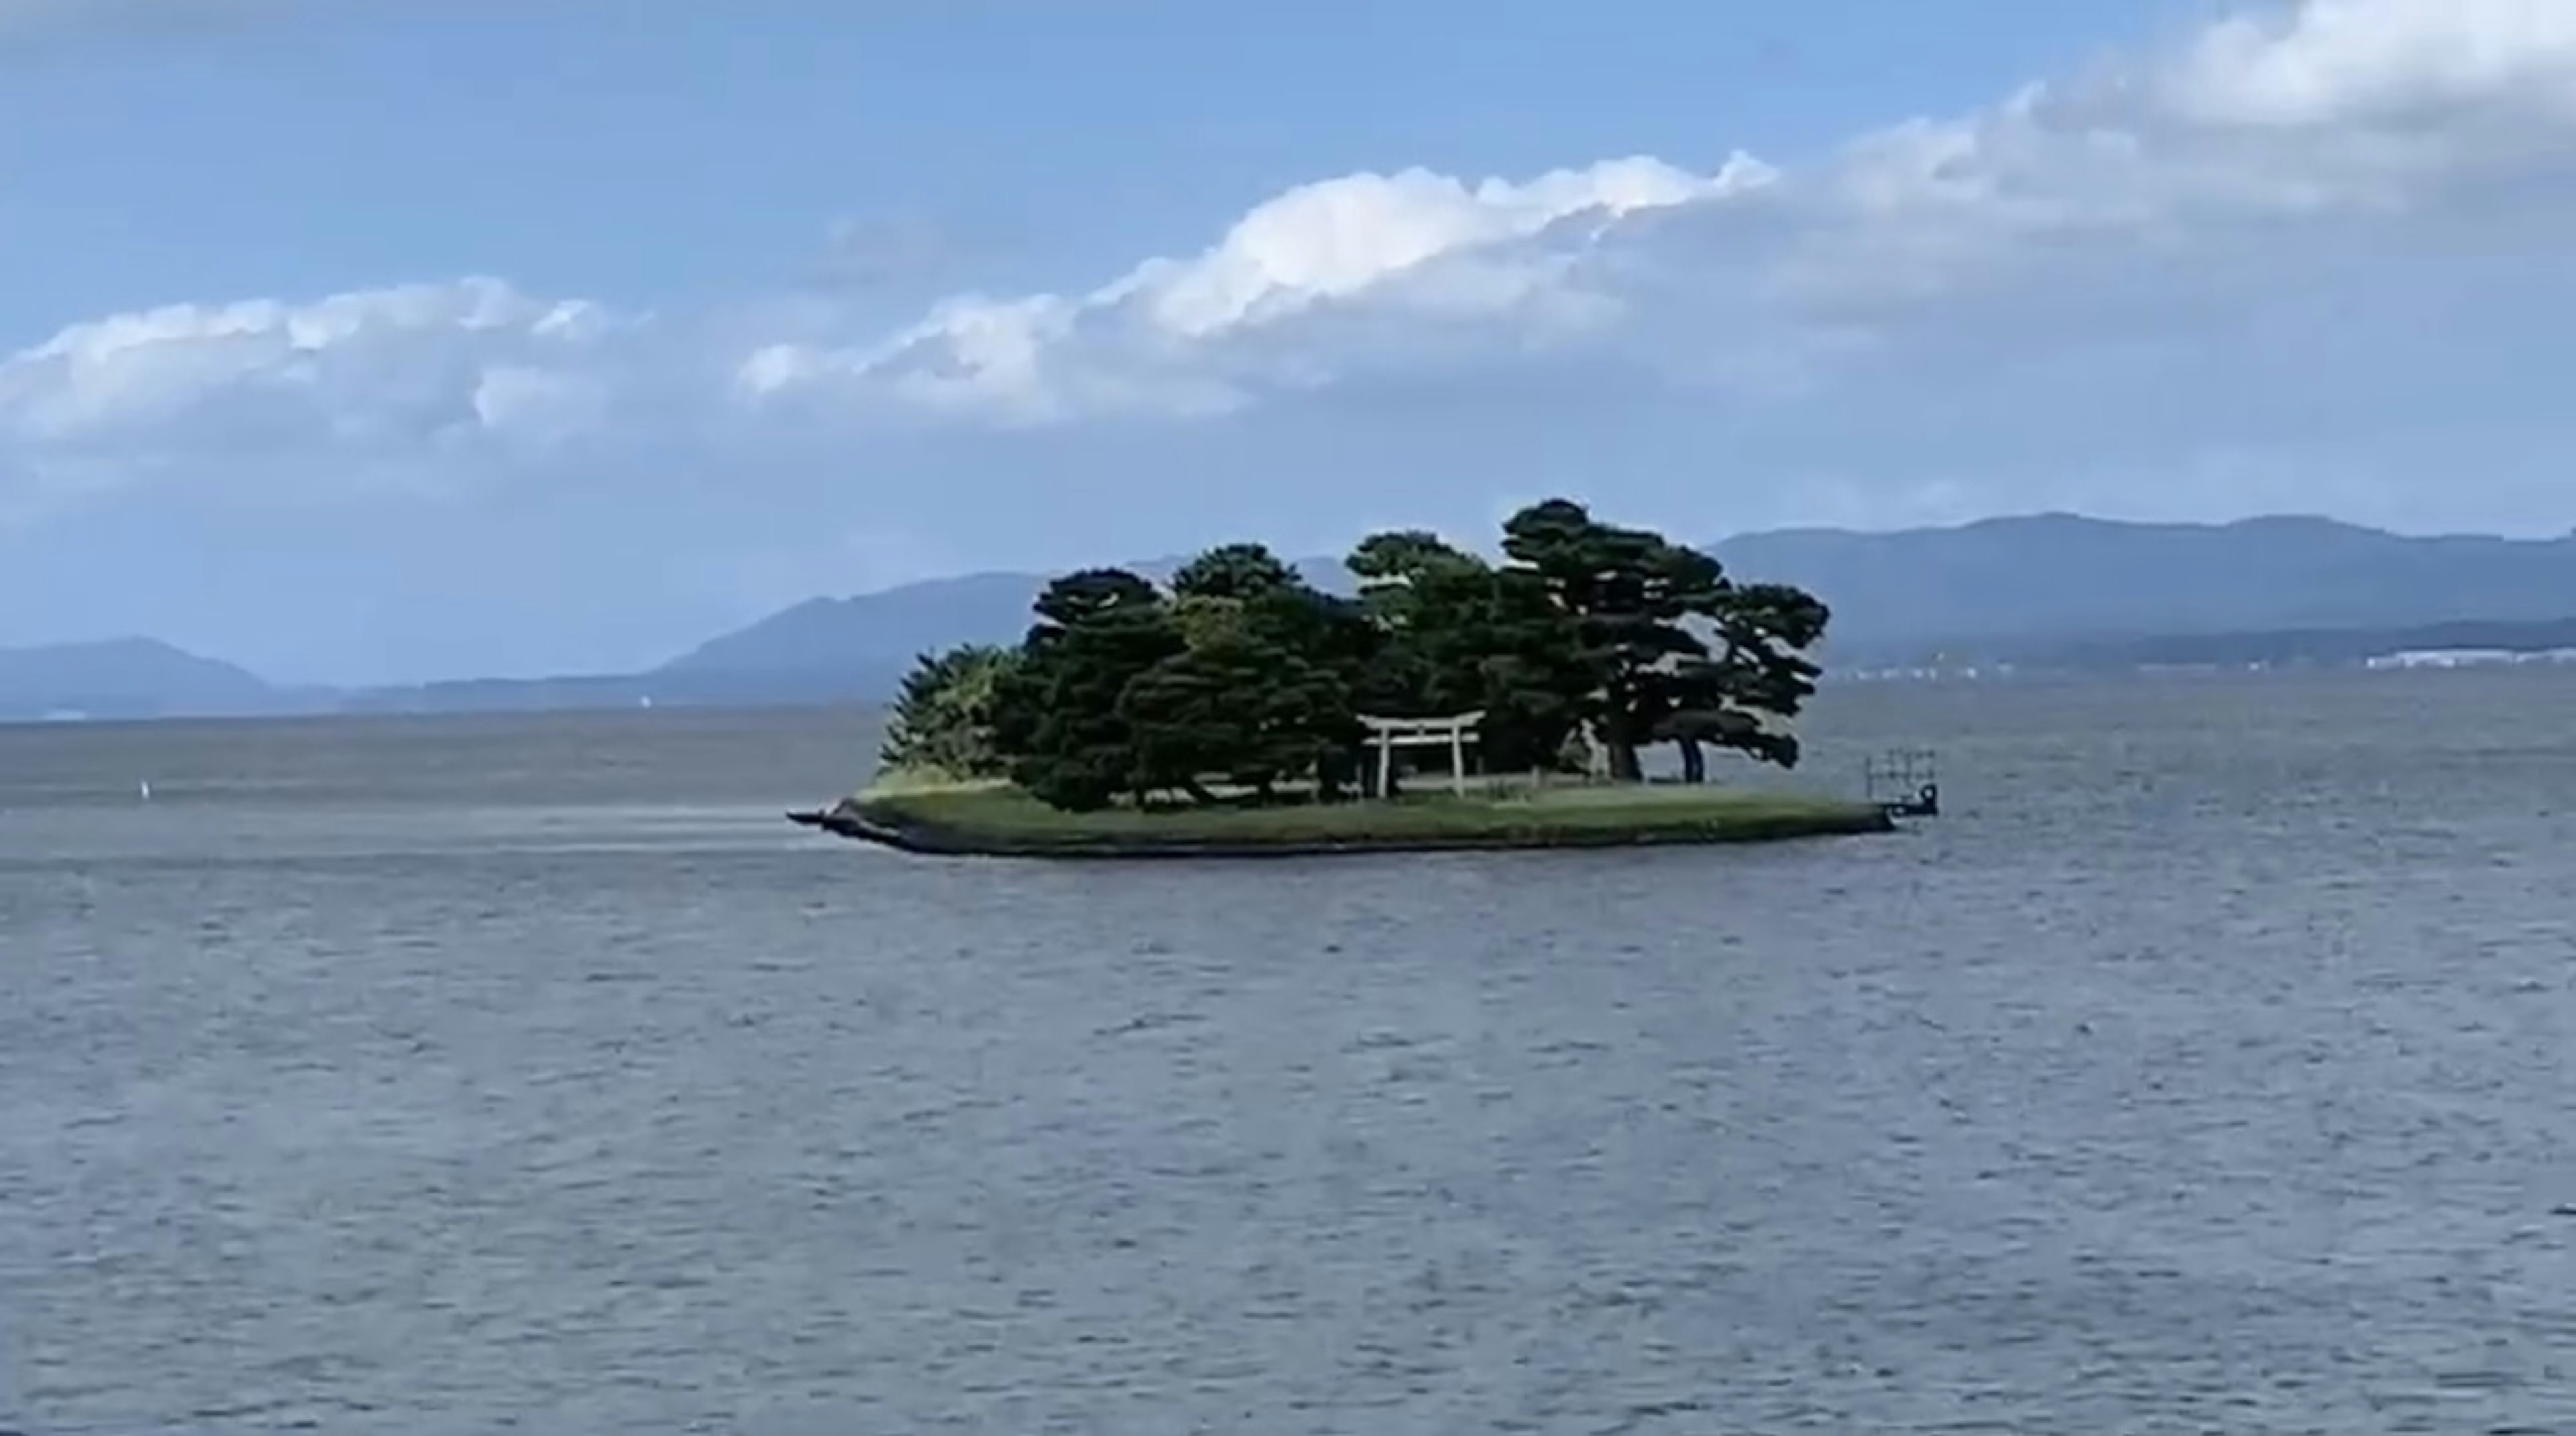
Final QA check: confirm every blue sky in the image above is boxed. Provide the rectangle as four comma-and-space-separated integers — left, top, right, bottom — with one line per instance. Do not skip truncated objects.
4, 0, 2571, 683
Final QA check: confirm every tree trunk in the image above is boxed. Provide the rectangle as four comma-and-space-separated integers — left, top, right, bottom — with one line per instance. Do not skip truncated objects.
1607, 738, 1643, 784
1600, 683, 1646, 783
1678, 738, 1705, 784
1324, 744, 1362, 802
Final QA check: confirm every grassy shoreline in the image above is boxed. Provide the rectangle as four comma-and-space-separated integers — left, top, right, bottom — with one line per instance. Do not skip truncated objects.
798, 778, 1895, 859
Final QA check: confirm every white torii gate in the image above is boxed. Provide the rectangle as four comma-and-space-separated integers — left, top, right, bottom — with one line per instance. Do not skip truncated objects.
1358, 710, 1485, 797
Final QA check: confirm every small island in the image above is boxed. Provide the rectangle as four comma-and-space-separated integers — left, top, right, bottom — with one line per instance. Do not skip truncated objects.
794, 497, 1901, 859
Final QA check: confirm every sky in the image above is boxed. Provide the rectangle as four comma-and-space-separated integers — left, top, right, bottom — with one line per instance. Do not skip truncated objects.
5, 0, 2575, 683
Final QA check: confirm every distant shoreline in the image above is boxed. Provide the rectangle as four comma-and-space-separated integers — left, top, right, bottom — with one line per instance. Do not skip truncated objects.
17, 632, 2576, 727
17, 654, 2576, 729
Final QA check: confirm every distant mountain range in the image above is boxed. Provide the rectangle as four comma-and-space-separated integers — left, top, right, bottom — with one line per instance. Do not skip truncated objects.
15, 514, 2576, 720
1708, 514, 2576, 662
658, 556, 1352, 687
0, 639, 297, 722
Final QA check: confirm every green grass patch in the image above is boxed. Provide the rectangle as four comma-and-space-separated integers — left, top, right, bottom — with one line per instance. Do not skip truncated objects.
842, 776, 1891, 856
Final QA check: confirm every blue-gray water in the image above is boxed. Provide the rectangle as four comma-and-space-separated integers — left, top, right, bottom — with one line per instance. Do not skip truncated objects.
5, 672, 2575, 1434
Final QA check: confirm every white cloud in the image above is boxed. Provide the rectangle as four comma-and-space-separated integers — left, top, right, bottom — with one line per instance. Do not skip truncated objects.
1116, 154, 1757, 339
2165, 0, 2576, 127
13, 0, 2576, 679
17, 0, 2569, 480
736, 0, 2576, 434
0, 278, 630, 509
737, 154, 1770, 422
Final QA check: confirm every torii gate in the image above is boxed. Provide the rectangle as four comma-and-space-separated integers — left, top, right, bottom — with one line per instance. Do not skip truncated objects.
1358, 710, 1485, 797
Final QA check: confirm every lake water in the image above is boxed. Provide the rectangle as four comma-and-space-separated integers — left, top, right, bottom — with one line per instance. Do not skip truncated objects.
5, 673, 2575, 1434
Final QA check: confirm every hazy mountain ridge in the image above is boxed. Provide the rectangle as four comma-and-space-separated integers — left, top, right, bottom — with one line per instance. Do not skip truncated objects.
659, 556, 1354, 679
1710, 514, 2576, 662
17, 515, 2576, 718
675, 514, 2576, 678
0, 638, 284, 721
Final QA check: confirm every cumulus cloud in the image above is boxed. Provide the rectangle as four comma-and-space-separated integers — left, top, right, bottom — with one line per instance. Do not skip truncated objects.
2165, 0, 2576, 127
0, 278, 632, 512
11, 0, 2576, 671
737, 154, 1770, 423
731, 0, 2576, 436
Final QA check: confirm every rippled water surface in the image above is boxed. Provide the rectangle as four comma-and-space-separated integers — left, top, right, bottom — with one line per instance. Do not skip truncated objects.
7, 675, 2576, 1433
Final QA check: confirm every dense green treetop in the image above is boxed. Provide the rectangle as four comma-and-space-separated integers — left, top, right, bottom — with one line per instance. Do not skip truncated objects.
877, 642, 1018, 779
1169, 543, 1303, 602
881, 500, 1835, 811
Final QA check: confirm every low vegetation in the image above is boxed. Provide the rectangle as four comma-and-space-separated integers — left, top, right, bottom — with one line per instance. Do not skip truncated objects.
875, 496, 1838, 824
847, 781, 1888, 854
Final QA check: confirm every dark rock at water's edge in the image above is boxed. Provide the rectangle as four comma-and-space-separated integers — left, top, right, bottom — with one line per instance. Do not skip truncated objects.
788, 803, 899, 843
786, 795, 1897, 861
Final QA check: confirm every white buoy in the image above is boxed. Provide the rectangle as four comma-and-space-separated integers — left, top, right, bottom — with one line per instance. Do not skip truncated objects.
138, 780, 152, 802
